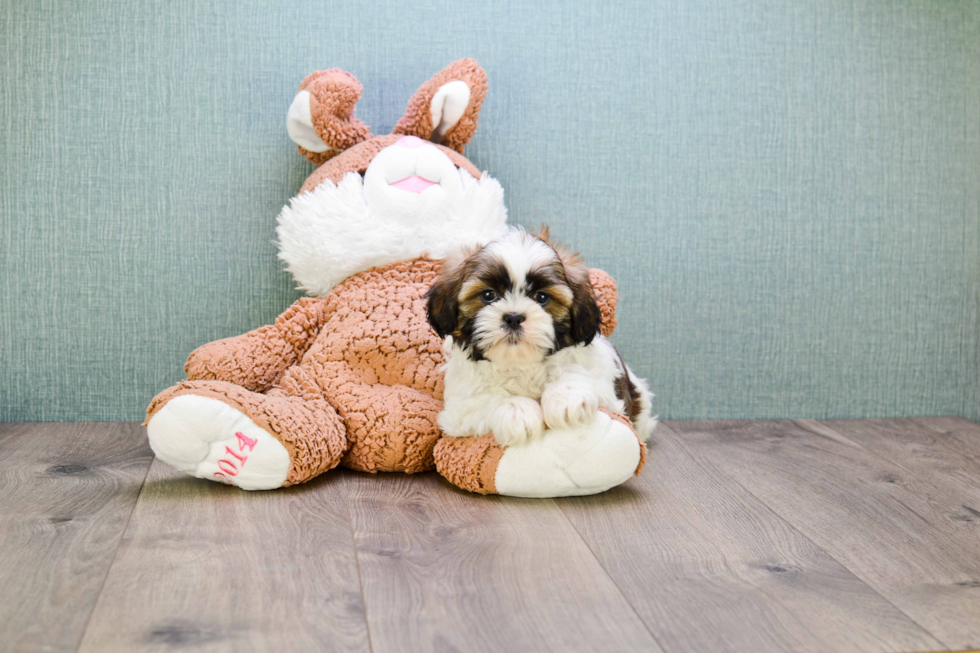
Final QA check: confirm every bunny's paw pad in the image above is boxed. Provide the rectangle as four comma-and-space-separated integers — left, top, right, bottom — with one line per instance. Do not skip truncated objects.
147, 395, 290, 490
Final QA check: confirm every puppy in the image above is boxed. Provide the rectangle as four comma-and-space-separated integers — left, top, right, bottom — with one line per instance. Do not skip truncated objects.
426, 227, 655, 447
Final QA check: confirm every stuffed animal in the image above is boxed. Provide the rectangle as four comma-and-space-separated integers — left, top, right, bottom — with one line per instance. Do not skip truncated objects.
145, 60, 646, 497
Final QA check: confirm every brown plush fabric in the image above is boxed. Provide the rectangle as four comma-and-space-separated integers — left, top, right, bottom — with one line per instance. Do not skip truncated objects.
433, 434, 504, 495
393, 58, 488, 153
146, 379, 349, 486
184, 297, 331, 392
295, 69, 373, 165
285, 258, 447, 473
589, 268, 618, 338
299, 134, 482, 195
149, 256, 621, 485
299, 149, 334, 168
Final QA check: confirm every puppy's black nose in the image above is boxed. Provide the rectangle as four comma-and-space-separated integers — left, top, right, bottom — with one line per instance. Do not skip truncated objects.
503, 312, 526, 329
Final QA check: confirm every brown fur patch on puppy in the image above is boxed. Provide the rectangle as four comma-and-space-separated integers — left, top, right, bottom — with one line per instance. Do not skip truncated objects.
535, 227, 602, 349
425, 246, 481, 339
613, 349, 643, 423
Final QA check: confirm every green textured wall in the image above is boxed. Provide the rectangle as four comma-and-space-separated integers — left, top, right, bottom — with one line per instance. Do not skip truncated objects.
1, 0, 978, 422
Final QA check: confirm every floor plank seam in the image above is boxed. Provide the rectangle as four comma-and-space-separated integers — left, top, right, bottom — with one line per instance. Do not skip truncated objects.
72, 445, 155, 653
340, 471, 376, 653
911, 418, 980, 467
660, 423, 952, 652
805, 418, 980, 527
798, 420, 924, 479
553, 499, 671, 653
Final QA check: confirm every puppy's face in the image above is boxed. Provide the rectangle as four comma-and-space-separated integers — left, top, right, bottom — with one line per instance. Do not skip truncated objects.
426, 229, 601, 364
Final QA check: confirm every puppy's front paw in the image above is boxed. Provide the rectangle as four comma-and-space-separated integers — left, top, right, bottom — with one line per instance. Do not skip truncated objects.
542, 380, 599, 429
491, 397, 545, 447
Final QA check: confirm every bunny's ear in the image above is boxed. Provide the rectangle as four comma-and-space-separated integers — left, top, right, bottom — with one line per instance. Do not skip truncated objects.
393, 59, 487, 153
286, 69, 373, 166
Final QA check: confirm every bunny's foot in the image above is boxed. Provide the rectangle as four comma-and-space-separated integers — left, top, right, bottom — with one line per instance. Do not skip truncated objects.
145, 380, 348, 489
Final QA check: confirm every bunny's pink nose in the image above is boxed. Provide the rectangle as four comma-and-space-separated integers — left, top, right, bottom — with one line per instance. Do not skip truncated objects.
397, 135, 427, 148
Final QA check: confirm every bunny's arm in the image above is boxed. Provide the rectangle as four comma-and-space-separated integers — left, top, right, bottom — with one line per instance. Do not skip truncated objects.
184, 296, 332, 392
589, 269, 619, 337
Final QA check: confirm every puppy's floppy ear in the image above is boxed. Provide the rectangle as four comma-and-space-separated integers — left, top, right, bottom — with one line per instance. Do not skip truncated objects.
425, 278, 458, 338
547, 231, 602, 346
568, 270, 602, 346
426, 256, 469, 338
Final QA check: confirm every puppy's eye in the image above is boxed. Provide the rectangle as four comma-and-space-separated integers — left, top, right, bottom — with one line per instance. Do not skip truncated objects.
534, 292, 549, 305
480, 289, 498, 303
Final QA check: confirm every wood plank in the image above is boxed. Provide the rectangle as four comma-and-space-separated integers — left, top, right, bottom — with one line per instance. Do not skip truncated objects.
558, 423, 941, 653
0, 422, 153, 653
911, 417, 980, 465
669, 419, 980, 650
807, 418, 980, 527
77, 458, 370, 653
342, 470, 662, 653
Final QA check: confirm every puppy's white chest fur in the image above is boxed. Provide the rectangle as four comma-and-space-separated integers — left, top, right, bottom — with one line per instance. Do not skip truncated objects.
444, 336, 618, 401
439, 335, 638, 446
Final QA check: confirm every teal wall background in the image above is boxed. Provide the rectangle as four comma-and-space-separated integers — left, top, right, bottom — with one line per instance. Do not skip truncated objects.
1, 0, 978, 422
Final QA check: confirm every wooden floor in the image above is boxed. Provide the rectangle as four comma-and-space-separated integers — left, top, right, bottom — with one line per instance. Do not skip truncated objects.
3, 419, 980, 652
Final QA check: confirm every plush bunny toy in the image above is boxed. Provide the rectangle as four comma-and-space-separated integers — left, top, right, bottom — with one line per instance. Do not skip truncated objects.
145, 60, 646, 497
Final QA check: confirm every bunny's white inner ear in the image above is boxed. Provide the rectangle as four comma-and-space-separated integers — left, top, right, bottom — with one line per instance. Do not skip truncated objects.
286, 90, 330, 153
430, 80, 471, 143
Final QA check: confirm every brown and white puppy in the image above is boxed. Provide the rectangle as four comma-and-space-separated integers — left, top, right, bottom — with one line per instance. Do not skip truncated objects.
427, 227, 655, 447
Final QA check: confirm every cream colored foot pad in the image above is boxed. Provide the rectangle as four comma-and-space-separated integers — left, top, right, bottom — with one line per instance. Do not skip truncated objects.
147, 395, 290, 490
